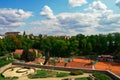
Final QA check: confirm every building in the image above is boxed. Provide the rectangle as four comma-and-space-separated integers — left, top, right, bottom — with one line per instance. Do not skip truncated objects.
13, 49, 23, 55
0, 34, 4, 39
5, 32, 20, 37
98, 55, 113, 62
59, 35, 71, 39
13, 49, 42, 56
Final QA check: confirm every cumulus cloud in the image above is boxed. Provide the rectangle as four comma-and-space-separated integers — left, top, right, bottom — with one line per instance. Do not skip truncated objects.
40, 5, 56, 19
85, 1, 107, 13
97, 14, 120, 32
30, 19, 63, 35
0, 8, 32, 27
30, 1, 120, 36
116, 0, 120, 8
69, 0, 87, 7
31, 12, 99, 35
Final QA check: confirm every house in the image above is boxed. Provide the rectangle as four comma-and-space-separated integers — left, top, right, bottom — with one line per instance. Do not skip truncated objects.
13, 49, 42, 57
13, 49, 23, 55
98, 55, 113, 62
60, 35, 71, 39
5, 32, 20, 37
0, 34, 4, 39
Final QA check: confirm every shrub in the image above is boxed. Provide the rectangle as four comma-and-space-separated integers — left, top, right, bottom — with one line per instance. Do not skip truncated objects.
13, 54, 20, 59
70, 70, 84, 75
28, 70, 70, 79
56, 72, 69, 77
0, 58, 13, 67
28, 70, 47, 78
21, 49, 36, 62
92, 73, 112, 80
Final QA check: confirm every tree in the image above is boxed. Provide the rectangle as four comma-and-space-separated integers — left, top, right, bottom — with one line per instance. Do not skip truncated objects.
21, 49, 36, 62
68, 36, 79, 56
39, 38, 52, 65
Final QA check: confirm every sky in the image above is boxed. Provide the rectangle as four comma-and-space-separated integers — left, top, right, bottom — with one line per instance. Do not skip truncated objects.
0, 0, 120, 36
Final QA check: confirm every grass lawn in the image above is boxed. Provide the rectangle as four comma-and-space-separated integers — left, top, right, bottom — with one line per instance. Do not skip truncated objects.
93, 73, 112, 80
28, 69, 70, 79
0, 57, 13, 67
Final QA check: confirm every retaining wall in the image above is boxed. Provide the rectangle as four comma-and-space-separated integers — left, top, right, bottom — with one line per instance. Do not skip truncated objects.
12, 62, 120, 80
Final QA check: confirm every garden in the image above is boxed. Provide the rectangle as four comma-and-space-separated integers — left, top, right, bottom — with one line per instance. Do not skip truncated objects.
0, 57, 13, 68
28, 69, 84, 79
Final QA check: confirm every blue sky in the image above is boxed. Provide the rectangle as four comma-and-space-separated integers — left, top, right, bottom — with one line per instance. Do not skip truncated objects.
0, 0, 120, 36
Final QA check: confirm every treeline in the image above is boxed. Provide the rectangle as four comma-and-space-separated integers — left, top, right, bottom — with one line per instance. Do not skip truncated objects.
0, 33, 120, 60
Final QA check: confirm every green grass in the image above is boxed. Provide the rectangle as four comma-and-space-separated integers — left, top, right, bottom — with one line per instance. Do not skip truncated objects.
28, 70, 48, 78
28, 70, 69, 79
93, 73, 112, 80
0, 57, 13, 67
56, 72, 69, 77
75, 77, 90, 80
70, 70, 84, 75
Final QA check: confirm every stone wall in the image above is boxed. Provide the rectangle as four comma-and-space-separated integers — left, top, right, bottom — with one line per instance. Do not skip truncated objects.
12, 62, 120, 80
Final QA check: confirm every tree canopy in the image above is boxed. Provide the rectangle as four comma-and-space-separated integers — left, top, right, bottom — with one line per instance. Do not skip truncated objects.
0, 33, 120, 60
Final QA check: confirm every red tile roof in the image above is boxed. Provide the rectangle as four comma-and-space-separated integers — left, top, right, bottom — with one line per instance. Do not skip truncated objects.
14, 49, 23, 55
13, 49, 39, 55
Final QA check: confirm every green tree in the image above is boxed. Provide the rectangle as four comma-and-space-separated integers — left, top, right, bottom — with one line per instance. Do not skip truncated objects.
21, 49, 36, 62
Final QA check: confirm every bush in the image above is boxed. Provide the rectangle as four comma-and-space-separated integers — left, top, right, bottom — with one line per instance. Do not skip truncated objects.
0, 58, 13, 67
13, 54, 20, 59
56, 72, 69, 77
28, 70, 47, 78
28, 69, 70, 79
70, 70, 84, 75
92, 73, 112, 80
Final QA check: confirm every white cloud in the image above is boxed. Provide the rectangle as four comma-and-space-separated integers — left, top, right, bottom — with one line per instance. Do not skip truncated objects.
40, 5, 56, 19
9, 22, 25, 27
85, 1, 107, 13
31, 12, 99, 35
0, 8, 32, 34
97, 14, 120, 32
29, 1, 120, 36
116, 0, 120, 8
0, 8, 32, 27
30, 19, 62, 35
69, 0, 87, 7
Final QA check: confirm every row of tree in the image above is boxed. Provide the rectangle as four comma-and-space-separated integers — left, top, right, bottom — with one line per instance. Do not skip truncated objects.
0, 33, 120, 60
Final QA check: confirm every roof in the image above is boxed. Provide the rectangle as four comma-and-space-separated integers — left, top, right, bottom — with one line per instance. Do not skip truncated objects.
14, 49, 23, 55
98, 55, 113, 58
14, 49, 39, 55
28, 49, 38, 54
0, 34, 4, 36
34, 58, 44, 63
5, 32, 20, 36
5, 32, 20, 34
